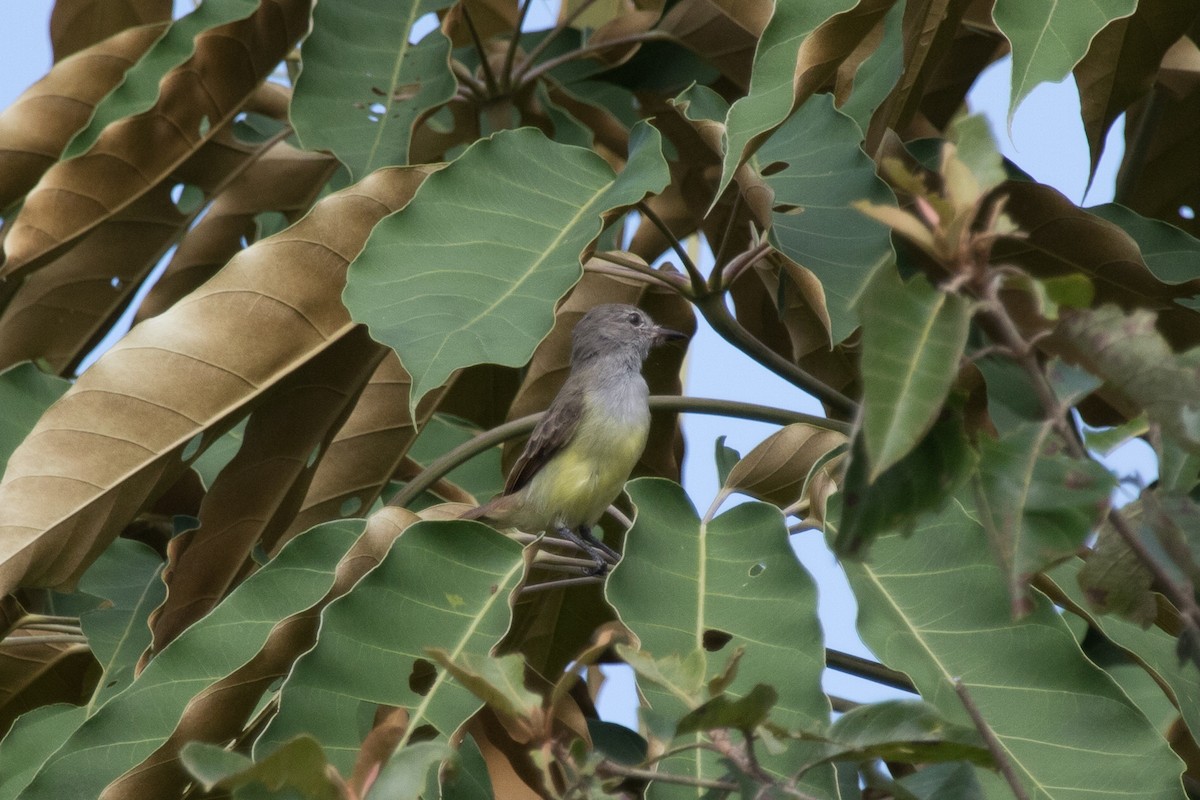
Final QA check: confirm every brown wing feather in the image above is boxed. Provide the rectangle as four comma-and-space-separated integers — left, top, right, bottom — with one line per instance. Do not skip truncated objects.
504, 378, 585, 494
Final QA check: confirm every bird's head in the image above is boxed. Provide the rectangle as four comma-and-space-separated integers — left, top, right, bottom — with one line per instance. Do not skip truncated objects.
570, 303, 687, 364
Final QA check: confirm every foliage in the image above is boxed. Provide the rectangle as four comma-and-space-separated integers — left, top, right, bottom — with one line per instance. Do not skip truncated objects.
0, 0, 1199, 797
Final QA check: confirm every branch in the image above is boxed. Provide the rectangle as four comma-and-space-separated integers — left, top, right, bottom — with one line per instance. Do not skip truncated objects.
588, 251, 689, 292
697, 296, 858, 416
825, 648, 916, 693
596, 760, 738, 791
388, 396, 849, 510
954, 679, 1030, 800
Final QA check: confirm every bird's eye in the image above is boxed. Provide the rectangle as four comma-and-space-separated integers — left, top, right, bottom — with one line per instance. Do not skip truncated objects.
627, 312, 643, 326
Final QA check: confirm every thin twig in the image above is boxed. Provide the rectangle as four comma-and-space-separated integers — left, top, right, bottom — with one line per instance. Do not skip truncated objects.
954, 679, 1030, 800
513, 0, 604, 83
16, 623, 84, 635
637, 201, 707, 295
461, 4, 500, 97
597, 760, 738, 791
388, 396, 849, 509
698, 297, 858, 416
500, 0, 534, 91
586, 254, 688, 292
519, 575, 603, 595
825, 648, 916, 693
710, 190, 744, 283
518, 30, 676, 86
720, 241, 773, 289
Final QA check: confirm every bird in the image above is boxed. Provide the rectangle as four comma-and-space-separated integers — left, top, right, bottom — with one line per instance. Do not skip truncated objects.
462, 303, 686, 574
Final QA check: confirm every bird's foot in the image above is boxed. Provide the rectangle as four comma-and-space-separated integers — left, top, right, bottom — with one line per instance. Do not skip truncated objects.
579, 525, 620, 564
556, 526, 610, 576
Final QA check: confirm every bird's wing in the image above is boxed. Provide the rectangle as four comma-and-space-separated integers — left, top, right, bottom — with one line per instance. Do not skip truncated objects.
504, 378, 585, 494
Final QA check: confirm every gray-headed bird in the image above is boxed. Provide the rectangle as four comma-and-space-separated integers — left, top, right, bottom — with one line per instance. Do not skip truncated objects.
463, 303, 685, 573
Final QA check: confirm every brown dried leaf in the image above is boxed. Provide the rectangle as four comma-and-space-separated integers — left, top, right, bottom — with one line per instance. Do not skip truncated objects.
0, 165, 435, 595
0, 23, 167, 211
50, 0, 172, 61
1, 0, 312, 281
440, 0, 521, 49
724, 423, 848, 512
793, 0, 900, 110
134, 140, 338, 323
1075, 0, 1200, 180
99, 506, 420, 799
659, 0, 768, 88
275, 353, 447, 551
349, 706, 409, 798
144, 329, 388, 656
916, 19, 1007, 132
866, 0, 973, 150
1114, 37, 1200, 238
0, 126, 272, 374
0, 640, 95, 735
465, 709, 545, 800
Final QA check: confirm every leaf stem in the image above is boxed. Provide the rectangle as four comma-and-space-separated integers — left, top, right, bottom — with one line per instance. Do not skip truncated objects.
500, 0, 534, 91
519, 575, 603, 595
588, 252, 689, 293
597, 760, 738, 791
450, 60, 487, 97
461, 4, 500, 97
518, 30, 676, 86
697, 296, 858, 416
388, 396, 849, 510
954, 679, 1030, 800
512, 0, 603, 83
0, 635, 88, 646
637, 201, 707, 295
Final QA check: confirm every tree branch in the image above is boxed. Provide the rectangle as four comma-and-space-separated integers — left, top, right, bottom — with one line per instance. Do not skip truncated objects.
461, 4, 500, 97
825, 648, 916, 693
697, 296, 858, 416
388, 396, 849, 510
637, 201, 707, 295
500, 0, 534, 91
512, 0, 603, 84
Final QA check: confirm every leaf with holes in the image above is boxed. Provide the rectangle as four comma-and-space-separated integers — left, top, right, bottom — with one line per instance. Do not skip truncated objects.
344, 124, 669, 416
291, 0, 457, 179
256, 520, 524, 774
859, 264, 971, 479
759, 95, 896, 344
607, 478, 834, 798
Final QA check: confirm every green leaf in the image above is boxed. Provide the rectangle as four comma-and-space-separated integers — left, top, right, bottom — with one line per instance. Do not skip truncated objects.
1077, 499, 1160, 626
947, 114, 1007, 193
425, 651, 541, 728
366, 741, 455, 800
837, 0, 904, 132
63, 0, 260, 159
77, 539, 166, 710
835, 411, 975, 557
1059, 305, 1200, 453
1083, 413, 1148, 456
291, 0, 456, 179
836, 499, 1186, 798
181, 736, 342, 800
440, 734, 493, 800
344, 124, 670, 415
760, 95, 897, 344
821, 700, 990, 768
19, 519, 368, 800
718, 0, 858, 197
993, 0, 1137, 117
1090, 203, 1200, 288
607, 478, 834, 798
0, 363, 70, 477
896, 762, 986, 800
1047, 559, 1200, 748
190, 417, 248, 489
405, 414, 504, 504
973, 422, 1115, 615
587, 719, 648, 767
859, 265, 972, 478
257, 520, 524, 773
675, 684, 777, 736
713, 436, 741, 486
0, 705, 87, 800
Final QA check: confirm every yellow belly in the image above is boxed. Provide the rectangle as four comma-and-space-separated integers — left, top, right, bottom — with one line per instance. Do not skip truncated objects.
518, 406, 649, 530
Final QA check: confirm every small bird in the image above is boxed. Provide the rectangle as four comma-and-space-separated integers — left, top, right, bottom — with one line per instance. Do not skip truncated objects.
463, 303, 686, 574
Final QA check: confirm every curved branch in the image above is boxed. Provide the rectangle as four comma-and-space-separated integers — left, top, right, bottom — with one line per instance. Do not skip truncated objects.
387, 395, 849, 509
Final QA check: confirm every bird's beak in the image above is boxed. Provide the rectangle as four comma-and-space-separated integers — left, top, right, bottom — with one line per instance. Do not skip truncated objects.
652, 326, 688, 346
